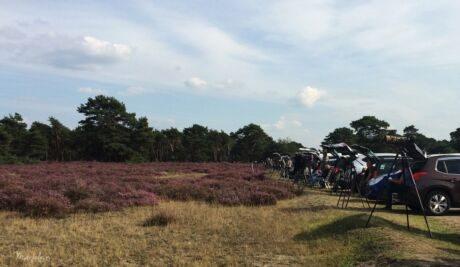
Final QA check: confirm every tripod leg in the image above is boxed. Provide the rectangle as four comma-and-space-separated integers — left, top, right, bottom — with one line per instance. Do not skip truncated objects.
358, 184, 369, 209
355, 180, 366, 209
360, 195, 366, 208
406, 159, 433, 238
337, 190, 343, 207
345, 188, 352, 208
345, 172, 356, 208
406, 202, 410, 231
342, 180, 350, 208
366, 197, 371, 209
366, 200, 379, 227
421, 207, 433, 238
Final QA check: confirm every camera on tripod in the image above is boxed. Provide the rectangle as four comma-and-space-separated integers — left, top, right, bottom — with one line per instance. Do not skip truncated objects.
383, 134, 427, 161
383, 134, 410, 144
365, 133, 432, 237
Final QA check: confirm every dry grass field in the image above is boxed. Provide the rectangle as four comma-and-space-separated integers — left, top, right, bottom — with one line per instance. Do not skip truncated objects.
1, 184, 460, 266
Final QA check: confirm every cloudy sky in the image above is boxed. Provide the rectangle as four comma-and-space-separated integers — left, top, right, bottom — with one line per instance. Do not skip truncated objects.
1, 0, 459, 147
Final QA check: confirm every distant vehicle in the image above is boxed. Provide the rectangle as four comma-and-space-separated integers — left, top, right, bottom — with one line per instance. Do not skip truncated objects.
405, 154, 460, 215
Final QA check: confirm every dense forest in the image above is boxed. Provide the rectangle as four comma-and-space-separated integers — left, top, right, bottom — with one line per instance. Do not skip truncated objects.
0, 95, 302, 163
0, 95, 459, 164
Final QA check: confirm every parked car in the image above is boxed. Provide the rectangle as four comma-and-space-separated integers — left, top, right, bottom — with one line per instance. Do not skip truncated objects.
365, 153, 403, 200
371, 153, 399, 176
406, 154, 460, 215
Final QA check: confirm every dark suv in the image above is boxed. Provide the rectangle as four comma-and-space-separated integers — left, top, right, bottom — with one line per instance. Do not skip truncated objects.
407, 154, 460, 215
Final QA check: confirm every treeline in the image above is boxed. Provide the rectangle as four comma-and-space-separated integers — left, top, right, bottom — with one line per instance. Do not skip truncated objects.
322, 115, 460, 154
0, 95, 303, 164
2, 96, 459, 164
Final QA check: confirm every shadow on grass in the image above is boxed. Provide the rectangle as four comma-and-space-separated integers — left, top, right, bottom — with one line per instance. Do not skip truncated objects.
294, 214, 374, 241
373, 257, 460, 267
280, 205, 335, 213
437, 248, 460, 257
294, 213, 460, 248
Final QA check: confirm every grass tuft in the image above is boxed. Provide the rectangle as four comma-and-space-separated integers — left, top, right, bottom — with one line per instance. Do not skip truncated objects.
142, 210, 176, 227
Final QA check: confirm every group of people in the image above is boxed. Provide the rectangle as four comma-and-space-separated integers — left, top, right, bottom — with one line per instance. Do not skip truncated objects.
266, 151, 409, 211
265, 152, 328, 187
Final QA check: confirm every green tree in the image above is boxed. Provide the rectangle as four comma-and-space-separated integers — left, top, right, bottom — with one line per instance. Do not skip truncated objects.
152, 130, 169, 161
77, 95, 136, 161
0, 128, 12, 162
182, 124, 211, 162
350, 116, 393, 152
162, 128, 183, 161
27, 127, 48, 160
48, 117, 72, 161
403, 125, 455, 154
322, 127, 357, 145
28, 122, 51, 160
429, 140, 456, 154
350, 116, 390, 138
130, 117, 154, 161
220, 131, 234, 161
230, 124, 273, 162
267, 138, 304, 156
208, 130, 233, 162
0, 113, 28, 157
450, 128, 460, 152
403, 125, 419, 137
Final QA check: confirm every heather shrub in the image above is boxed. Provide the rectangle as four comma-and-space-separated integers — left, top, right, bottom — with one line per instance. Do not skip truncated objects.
0, 179, 28, 211
64, 185, 90, 203
0, 162, 299, 217
143, 210, 176, 227
249, 191, 277, 205
24, 192, 71, 218
74, 198, 116, 213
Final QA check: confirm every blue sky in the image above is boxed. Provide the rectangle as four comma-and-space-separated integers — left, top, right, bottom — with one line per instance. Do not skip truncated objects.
1, 0, 460, 147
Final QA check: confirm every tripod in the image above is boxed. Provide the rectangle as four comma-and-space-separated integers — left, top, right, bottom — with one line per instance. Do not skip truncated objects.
365, 150, 433, 238
336, 166, 354, 208
343, 170, 372, 210
337, 164, 371, 210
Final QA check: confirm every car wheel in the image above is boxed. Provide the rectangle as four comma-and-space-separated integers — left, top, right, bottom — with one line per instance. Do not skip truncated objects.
425, 191, 451, 216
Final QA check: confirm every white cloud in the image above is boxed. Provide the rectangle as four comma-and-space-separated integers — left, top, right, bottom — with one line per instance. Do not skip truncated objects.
0, 27, 132, 69
212, 78, 244, 90
185, 77, 207, 89
291, 120, 302, 127
82, 36, 131, 60
266, 116, 303, 130
118, 86, 148, 96
297, 86, 325, 107
174, 22, 269, 63
77, 87, 107, 95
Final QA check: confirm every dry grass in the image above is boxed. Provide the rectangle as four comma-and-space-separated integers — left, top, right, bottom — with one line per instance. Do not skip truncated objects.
0, 188, 460, 266
142, 210, 176, 227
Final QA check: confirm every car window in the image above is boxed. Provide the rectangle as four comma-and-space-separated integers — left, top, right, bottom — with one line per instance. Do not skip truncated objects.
377, 159, 400, 175
444, 159, 460, 174
437, 160, 447, 173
